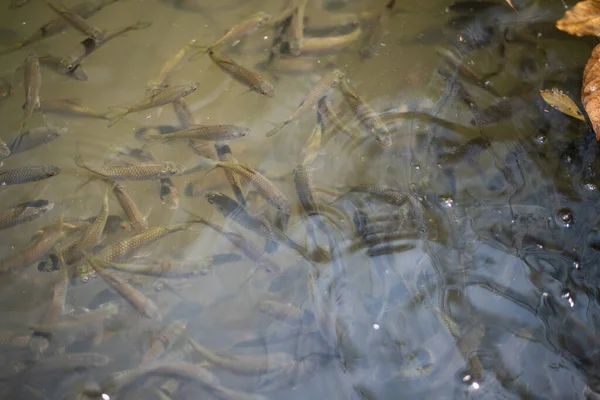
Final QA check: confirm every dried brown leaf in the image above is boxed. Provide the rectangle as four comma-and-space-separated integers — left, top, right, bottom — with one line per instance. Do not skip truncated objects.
556, 0, 600, 37
582, 43, 600, 140
540, 88, 586, 121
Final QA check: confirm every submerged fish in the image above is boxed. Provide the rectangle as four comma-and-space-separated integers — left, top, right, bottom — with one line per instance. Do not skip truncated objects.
0, 216, 63, 273
38, 54, 88, 80
317, 97, 356, 141
110, 182, 148, 231
37, 253, 69, 325
107, 254, 240, 277
209, 51, 275, 97
26, 352, 110, 373
187, 334, 294, 375
59, 190, 109, 265
41, 99, 107, 119
359, 0, 395, 59
107, 82, 199, 127
0, 165, 60, 186
205, 160, 291, 214
9, 127, 66, 155
0, 140, 8, 160
299, 26, 362, 55
66, 20, 152, 72
289, 0, 308, 56
0, 199, 54, 231
75, 156, 184, 181
259, 300, 314, 325
141, 320, 187, 365
77, 224, 193, 282
148, 39, 197, 91
9, 0, 31, 8
293, 164, 328, 232
437, 136, 491, 165
215, 144, 245, 206
44, 0, 106, 41
266, 69, 345, 137
0, 0, 121, 54
32, 302, 119, 333
189, 12, 272, 57
300, 123, 322, 166
86, 255, 162, 319
205, 191, 277, 252
146, 124, 250, 142
339, 78, 391, 147
21, 52, 42, 131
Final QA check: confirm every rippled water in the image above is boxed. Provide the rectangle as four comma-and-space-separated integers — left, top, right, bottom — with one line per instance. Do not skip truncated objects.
1, 0, 600, 398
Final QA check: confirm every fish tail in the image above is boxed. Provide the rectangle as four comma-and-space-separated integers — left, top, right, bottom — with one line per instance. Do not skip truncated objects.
265, 122, 285, 137
106, 107, 128, 127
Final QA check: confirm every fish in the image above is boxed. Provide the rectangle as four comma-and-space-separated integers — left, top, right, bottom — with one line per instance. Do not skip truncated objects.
0, 139, 8, 160
76, 224, 193, 282
0, 165, 60, 186
437, 136, 492, 165
117, 147, 180, 210
339, 78, 391, 147
110, 362, 266, 400
0, 200, 54, 231
293, 164, 328, 232
9, 0, 31, 8
189, 12, 272, 57
257, 353, 332, 393
0, 331, 45, 351
297, 26, 362, 55
66, 20, 152, 72
266, 69, 345, 137
59, 190, 109, 265
31, 302, 119, 333
26, 352, 110, 374
359, 0, 395, 59
204, 160, 291, 214
208, 51, 275, 97
44, 0, 106, 41
148, 39, 198, 91
107, 82, 199, 127
107, 254, 241, 277
110, 182, 149, 231
258, 300, 314, 325
40, 99, 107, 119
0, 215, 63, 274
75, 156, 184, 181
300, 123, 322, 166
9, 127, 67, 155
289, 0, 308, 56
215, 144, 245, 206
172, 99, 219, 159
0, 0, 121, 54
146, 124, 251, 143
86, 255, 162, 319
188, 335, 295, 376
21, 52, 42, 131
341, 184, 411, 207
38, 54, 88, 80
37, 253, 69, 325
204, 191, 277, 252
141, 320, 187, 365
304, 14, 360, 36
0, 78, 13, 104
317, 97, 356, 141
190, 216, 280, 273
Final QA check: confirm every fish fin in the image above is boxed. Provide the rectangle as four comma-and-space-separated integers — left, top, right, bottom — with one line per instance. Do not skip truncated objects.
188, 45, 209, 62
141, 135, 167, 148
106, 107, 129, 127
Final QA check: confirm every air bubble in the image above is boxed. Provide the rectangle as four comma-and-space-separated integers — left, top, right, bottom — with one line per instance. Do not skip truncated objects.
556, 208, 574, 227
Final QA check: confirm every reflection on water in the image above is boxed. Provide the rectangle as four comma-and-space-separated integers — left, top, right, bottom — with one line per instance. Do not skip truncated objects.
0, 0, 599, 398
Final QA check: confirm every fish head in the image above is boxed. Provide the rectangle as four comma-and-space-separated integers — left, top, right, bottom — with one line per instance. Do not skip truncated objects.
186, 82, 201, 94
45, 166, 61, 178
375, 133, 392, 148
54, 127, 68, 138
256, 82, 275, 97
174, 319, 188, 332
254, 11, 272, 26
237, 126, 252, 137
164, 162, 185, 176
332, 69, 346, 84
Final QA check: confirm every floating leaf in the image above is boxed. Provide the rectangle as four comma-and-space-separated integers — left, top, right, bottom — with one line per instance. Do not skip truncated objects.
582, 43, 600, 140
556, 0, 600, 37
539, 88, 586, 121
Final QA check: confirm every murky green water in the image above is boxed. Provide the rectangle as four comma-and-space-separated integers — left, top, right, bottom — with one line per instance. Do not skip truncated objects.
0, 0, 599, 398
